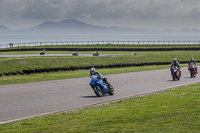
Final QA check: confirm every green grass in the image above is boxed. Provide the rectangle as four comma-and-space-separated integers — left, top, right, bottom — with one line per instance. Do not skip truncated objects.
0, 65, 177, 86
0, 46, 199, 132
0, 51, 199, 74
0, 80, 199, 132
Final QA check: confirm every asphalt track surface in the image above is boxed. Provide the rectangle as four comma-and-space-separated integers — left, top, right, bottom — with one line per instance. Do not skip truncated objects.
0, 54, 126, 58
0, 67, 199, 124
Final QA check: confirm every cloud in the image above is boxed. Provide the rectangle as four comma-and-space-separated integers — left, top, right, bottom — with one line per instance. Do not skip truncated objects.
0, 0, 200, 20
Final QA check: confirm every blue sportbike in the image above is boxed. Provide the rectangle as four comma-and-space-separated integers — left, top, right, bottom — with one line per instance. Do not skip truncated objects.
89, 75, 114, 97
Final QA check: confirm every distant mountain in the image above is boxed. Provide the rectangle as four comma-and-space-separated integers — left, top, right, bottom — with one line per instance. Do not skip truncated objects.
25, 19, 122, 34
2, 19, 200, 35
29, 19, 95, 32
0, 25, 10, 34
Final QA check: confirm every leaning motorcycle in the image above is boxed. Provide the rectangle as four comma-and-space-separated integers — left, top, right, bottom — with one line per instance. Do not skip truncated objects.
89, 75, 114, 97
93, 51, 99, 56
40, 51, 45, 55
72, 52, 78, 56
171, 66, 181, 81
188, 63, 196, 78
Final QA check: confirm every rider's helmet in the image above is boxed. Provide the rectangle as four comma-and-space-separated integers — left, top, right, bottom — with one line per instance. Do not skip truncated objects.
173, 58, 177, 63
190, 58, 194, 62
90, 67, 95, 75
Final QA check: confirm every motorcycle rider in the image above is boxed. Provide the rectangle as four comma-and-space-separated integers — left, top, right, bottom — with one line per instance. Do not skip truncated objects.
170, 58, 181, 75
42, 49, 45, 54
75, 50, 78, 55
73, 50, 78, 55
90, 67, 110, 88
40, 48, 45, 55
188, 58, 198, 74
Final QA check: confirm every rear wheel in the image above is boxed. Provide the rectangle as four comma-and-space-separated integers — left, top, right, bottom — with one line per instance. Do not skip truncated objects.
93, 85, 103, 97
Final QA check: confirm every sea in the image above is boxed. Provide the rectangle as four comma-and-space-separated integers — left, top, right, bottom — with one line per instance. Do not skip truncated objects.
0, 34, 200, 45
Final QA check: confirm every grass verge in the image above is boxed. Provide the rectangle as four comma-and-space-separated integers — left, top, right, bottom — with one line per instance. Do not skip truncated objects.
0, 51, 198, 74
0, 79, 199, 132
0, 65, 177, 86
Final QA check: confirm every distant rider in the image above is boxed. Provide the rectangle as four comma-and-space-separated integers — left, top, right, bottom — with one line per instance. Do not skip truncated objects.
41, 48, 45, 54
170, 58, 181, 75
73, 50, 78, 55
188, 58, 198, 74
90, 67, 110, 88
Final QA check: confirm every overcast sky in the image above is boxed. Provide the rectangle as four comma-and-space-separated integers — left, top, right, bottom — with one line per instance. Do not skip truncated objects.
0, 0, 200, 30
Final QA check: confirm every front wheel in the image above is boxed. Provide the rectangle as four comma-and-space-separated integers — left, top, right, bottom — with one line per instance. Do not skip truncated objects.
172, 73, 176, 81
190, 71, 194, 78
93, 85, 103, 97
108, 85, 114, 95
177, 72, 181, 80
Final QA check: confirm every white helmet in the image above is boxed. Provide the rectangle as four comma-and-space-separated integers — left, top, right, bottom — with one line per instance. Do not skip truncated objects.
90, 68, 95, 74
173, 58, 177, 62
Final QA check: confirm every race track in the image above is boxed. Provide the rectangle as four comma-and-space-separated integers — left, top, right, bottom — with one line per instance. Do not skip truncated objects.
0, 54, 127, 58
0, 67, 199, 124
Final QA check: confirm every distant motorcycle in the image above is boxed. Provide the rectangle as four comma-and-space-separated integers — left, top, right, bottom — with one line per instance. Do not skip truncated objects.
40, 49, 45, 55
89, 75, 114, 97
188, 63, 197, 78
40, 51, 45, 55
72, 51, 78, 56
171, 66, 181, 81
93, 51, 99, 56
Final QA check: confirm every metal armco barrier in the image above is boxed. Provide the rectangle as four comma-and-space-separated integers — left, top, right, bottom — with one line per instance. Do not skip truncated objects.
1, 40, 200, 49
2, 47, 200, 52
